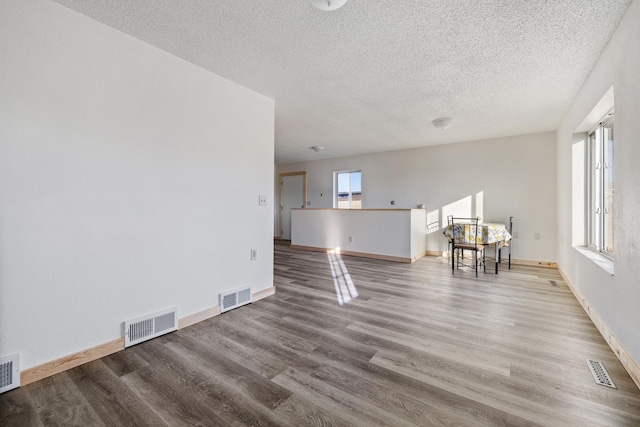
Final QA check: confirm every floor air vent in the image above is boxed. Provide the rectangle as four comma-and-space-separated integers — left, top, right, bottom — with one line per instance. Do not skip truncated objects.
586, 359, 617, 389
124, 307, 177, 348
220, 286, 252, 313
549, 280, 558, 287
0, 353, 20, 394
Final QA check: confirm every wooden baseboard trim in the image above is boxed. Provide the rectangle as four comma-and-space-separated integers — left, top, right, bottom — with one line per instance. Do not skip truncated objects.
20, 286, 277, 387
178, 305, 222, 330
253, 286, 276, 301
180, 286, 274, 328
510, 259, 557, 268
21, 338, 125, 386
425, 250, 446, 257
290, 244, 414, 263
558, 267, 640, 390
428, 252, 557, 269
411, 251, 428, 262
289, 244, 330, 254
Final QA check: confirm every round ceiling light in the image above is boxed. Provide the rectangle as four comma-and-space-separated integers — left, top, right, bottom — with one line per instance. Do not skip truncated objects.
309, 0, 348, 11
310, 146, 324, 152
432, 117, 454, 130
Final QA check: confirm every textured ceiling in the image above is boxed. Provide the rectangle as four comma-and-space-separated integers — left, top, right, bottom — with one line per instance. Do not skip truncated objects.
52, 0, 632, 163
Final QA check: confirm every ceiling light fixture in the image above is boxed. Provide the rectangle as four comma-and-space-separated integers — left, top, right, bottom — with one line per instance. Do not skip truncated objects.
309, 0, 348, 11
310, 146, 324, 152
432, 117, 454, 130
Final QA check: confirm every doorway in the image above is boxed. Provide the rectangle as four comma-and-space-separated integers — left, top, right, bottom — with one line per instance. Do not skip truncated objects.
279, 171, 306, 240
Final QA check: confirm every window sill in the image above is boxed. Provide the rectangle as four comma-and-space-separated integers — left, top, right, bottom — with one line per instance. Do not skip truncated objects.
574, 246, 614, 276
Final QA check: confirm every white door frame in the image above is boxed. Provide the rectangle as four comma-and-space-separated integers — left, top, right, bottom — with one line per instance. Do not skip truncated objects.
279, 171, 307, 239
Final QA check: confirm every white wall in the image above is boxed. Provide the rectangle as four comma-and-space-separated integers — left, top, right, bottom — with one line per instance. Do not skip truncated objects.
291, 209, 426, 260
557, 0, 640, 364
411, 209, 428, 257
0, 0, 274, 369
277, 132, 557, 262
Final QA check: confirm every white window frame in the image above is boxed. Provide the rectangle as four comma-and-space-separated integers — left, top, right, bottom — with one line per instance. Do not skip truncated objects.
334, 170, 362, 209
586, 110, 614, 258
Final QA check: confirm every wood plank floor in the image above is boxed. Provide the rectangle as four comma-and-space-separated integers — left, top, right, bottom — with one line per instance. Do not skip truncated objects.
2, 242, 640, 426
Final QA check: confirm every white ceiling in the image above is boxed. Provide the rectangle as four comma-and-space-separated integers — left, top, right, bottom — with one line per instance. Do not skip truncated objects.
53, 0, 632, 164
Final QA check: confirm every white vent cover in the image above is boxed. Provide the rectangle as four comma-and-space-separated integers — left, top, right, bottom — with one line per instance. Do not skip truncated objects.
0, 353, 20, 394
586, 359, 617, 389
220, 286, 252, 313
124, 307, 177, 348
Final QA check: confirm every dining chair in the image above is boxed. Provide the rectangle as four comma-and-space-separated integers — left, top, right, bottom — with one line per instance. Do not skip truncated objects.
498, 216, 513, 269
446, 215, 453, 261
449, 217, 485, 277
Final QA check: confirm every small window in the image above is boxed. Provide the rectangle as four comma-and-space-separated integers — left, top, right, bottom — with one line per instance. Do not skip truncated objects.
335, 171, 361, 209
587, 111, 614, 256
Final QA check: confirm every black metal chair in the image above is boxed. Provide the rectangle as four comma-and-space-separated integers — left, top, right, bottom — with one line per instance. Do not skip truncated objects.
498, 216, 513, 269
449, 217, 485, 277
446, 215, 453, 260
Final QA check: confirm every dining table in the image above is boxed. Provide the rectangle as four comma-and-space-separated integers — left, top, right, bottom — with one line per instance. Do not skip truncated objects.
443, 222, 512, 274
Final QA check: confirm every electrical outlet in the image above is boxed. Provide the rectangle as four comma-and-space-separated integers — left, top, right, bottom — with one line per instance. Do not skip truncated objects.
258, 195, 267, 206
348, 236, 353, 242
534, 232, 540, 240
251, 249, 257, 260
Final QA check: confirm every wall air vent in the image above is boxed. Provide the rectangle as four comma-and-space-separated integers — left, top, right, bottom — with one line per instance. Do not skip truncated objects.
0, 353, 20, 394
124, 307, 177, 348
220, 286, 252, 313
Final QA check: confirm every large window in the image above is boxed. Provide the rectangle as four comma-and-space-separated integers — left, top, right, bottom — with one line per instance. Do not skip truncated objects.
587, 111, 614, 256
336, 171, 361, 209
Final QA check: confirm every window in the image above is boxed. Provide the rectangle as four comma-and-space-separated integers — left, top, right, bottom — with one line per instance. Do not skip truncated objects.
335, 171, 361, 209
587, 111, 614, 256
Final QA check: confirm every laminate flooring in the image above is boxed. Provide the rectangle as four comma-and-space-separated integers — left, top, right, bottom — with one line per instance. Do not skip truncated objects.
2, 242, 640, 426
